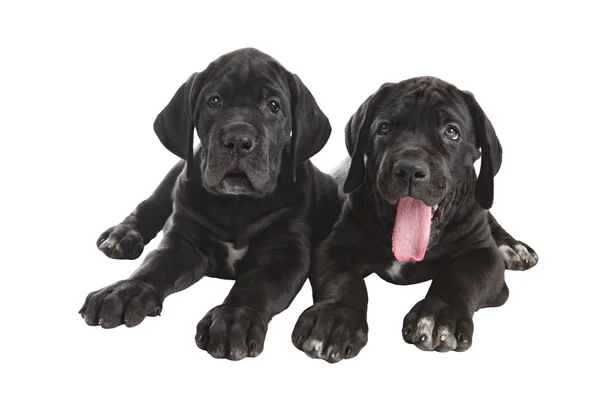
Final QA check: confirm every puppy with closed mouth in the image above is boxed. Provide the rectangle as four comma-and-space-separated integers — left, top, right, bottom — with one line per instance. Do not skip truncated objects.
79, 48, 342, 360
292, 76, 539, 362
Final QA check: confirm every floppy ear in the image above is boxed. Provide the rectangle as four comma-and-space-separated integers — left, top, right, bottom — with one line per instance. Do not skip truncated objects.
343, 84, 393, 193
463, 91, 503, 210
286, 72, 331, 180
153, 71, 206, 180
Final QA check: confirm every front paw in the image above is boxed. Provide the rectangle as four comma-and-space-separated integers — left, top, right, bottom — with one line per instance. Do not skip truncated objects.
195, 305, 268, 361
402, 297, 473, 352
79, 280, 161, 328
97, 225, 144, 260
292, 303, 368, 363
498, 240, 538, 271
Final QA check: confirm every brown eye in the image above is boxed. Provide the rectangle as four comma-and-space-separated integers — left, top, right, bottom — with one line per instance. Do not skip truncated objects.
267, 100, 280, 114
444, 125, 460, 140
378, 122, 391, 135
208, 95, 221, 108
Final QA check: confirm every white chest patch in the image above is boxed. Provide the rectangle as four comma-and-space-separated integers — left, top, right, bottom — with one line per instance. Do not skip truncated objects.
386, 261, 407, 280
219, 241, 249, 272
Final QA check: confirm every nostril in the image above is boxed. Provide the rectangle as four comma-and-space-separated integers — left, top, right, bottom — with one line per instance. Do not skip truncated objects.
414, 170, 427, 180
241, 141, 254, 151
396, 169, 407, 179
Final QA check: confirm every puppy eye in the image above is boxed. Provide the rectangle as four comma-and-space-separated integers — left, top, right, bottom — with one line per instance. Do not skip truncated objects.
267, 100, 280, 114
378, 122, 391, 135
444, 125, 460, 140
208, 96, 221, 108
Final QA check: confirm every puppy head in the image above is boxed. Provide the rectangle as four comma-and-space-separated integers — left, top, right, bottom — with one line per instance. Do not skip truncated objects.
344, 77, 502, 261
153, 48, 330, 197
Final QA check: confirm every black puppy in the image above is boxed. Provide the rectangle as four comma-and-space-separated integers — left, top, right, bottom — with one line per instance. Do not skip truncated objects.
79, 48, 342, 360
293, 77, 538, 362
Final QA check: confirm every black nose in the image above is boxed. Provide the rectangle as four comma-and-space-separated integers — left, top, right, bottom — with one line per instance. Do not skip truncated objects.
222, 133, 256, 155
393, 160, 430, 184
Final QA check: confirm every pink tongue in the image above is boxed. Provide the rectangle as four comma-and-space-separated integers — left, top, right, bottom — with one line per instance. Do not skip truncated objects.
392, 197, 432, 262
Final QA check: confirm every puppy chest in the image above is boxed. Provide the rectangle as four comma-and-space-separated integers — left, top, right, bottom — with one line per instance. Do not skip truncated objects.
381, 259, 436, 284
219, 241, 249, 272
385, 261, 408, 282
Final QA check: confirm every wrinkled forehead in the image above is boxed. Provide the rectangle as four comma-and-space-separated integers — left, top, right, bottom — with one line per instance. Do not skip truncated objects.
379, 80, 471, 127
203, 57, 290, 101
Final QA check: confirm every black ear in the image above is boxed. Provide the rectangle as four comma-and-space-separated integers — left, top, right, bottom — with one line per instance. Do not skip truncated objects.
343, 84, 394, 193
286, 72, 331, 180
463, 91, 503, 210
153, 71, 206, 180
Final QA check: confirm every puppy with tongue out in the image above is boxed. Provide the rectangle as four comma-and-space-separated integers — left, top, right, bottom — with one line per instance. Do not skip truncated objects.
293, 77, 538, 362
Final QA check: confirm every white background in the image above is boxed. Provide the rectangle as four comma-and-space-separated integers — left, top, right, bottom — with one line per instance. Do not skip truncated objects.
2, 1, 598, 399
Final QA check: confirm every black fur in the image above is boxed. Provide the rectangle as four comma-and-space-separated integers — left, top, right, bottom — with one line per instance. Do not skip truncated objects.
80, 48, 341, 360
292, 77, 539, 362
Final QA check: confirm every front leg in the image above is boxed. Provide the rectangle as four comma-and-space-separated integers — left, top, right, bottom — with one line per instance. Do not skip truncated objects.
488, 212, 539, 270
80, 230, 222, 328
292, 219, 370, 363
402, 245, 507, 352
194, 221, 311, 361
97, 160, 184, 259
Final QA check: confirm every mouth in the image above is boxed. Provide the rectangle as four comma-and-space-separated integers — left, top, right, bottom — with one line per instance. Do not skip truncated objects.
430, 203, 441, 224
214, 166, 255, 195
225, 167, 246, 178
391, 194, 448, 263
430, 194, 452, 226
